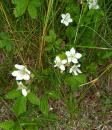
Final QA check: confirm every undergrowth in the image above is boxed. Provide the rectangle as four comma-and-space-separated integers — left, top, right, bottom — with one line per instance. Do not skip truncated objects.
0, 0, 112, 130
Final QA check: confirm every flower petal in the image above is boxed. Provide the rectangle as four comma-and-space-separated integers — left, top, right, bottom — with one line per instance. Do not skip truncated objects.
22, 89, 27, 97
66, 13, 70, 19
72, 58, 78, 63
61, 19, 64, 23
25, 68, 31, 74
15, 64, 25, 70
73, 71, 78, 75
77, 68, 82, 73
62, 59, 67, 64
68, 18, 73, 23
61, 14, 66, 19
23, 74, 30, 80
75, 53, 82, 59
95, 5, 99, 9
76, 64, 81, 67
65, 51, 71, 57
68, 57, 72, 63
54, 65, 57, 67
69, 68, 73, 73
12, 70, 20, 77
16, 75, 23, 80
64, 21, 69, 26
89, 4, 93, 9
60, 65, 65, 71
55, 56, 61, 62
70, 48, 75, 54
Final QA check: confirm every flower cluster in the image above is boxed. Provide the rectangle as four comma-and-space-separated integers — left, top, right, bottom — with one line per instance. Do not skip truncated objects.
54, 48, 82, 75
87, 0, 99, 10
11, 64, 31, 97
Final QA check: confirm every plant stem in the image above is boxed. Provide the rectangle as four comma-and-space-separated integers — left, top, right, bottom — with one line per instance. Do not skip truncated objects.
74, 7, 83, 44
38, 0, 53, 69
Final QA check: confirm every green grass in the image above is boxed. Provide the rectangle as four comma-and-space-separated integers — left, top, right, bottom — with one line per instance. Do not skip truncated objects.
0, 0, 112, 129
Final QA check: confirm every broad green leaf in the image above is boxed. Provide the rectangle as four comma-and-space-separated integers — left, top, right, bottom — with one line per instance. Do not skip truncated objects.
13, 96, 27, 116
27, 92, 39, 105
0, 32, 13, 51
45, 30, 56, 43
65, 74, 87, 90
0, 120, 14, 130
28, 0, 41, 19
39, 96, 49, 115
5, 89, 21, 99
12, 0, 29, 17
28, 4, 37, 19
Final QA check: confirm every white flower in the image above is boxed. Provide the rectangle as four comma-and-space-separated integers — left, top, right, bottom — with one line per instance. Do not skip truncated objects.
12, 64, 31, 81
69, 64, 82, 75
87, 0, 99, 9
54, 56, 67, 72
61, 13, 73, 26
65, 48, 82, 63
17, 81, 28, 97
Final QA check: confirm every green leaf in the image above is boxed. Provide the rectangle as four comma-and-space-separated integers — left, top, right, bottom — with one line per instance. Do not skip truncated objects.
27, 126, 39, 130
99, 51, 112, 59
65, 27, 76, 39
12, 0, 41, 18
0, 120, 14, 130
12, 0, 29, 17
28, 0, 41, 19
5, 89, 21, 99
39, 96, 49, 115
27, 92, 39, 105
13, 121, 22, 130
13, 96, 27, 116
0, 32, 13, 51
86, 63, 97, 75
65, 96, 78, 114
65, 74, 87, 90
42, 113, 57, 122
48, 91, 61, 100
45, 30, 56, 43
55, 39, 62, 49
